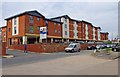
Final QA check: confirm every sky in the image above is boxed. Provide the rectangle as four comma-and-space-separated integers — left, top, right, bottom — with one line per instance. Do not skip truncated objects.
0, 0, 119, 40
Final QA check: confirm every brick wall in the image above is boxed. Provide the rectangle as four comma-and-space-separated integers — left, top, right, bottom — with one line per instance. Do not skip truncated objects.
2, 42, 6, 55
9, 43, 68, 53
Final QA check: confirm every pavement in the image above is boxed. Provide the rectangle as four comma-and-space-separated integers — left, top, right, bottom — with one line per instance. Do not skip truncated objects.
2, 49, 118, 75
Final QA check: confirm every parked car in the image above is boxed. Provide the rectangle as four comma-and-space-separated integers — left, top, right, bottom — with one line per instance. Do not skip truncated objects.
112, 44, 120, 52
96, 45, 102, 49
87, 45, 96, 50
101, 44, 107, 49
65, 43, 80, 53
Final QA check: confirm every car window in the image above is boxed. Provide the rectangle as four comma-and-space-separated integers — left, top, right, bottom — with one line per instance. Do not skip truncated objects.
116, 43, 120, 46
74, 45, 76, 48
68, 45, 74, 48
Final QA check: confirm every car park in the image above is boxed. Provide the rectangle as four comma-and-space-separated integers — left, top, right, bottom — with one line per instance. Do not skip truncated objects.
65, 43, 80, 53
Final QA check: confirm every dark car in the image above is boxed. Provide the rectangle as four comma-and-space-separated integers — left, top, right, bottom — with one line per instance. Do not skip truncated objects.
87, 45, 96, 50
112, 44, 120, 52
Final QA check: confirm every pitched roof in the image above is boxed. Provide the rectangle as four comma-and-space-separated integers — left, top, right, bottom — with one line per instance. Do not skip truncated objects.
50, 15, 71, 20
81, 20, 92, 25
0, 26, 7, 28
5, 10, 45, 20
94, 26, 101, 29
45, 18, 63, 24
100, 32, 109, 34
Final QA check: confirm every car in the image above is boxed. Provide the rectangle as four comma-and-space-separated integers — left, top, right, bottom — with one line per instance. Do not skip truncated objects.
101, 44, 107, 49
112, 44, 120, 52
96, 45, 102, 49
87, 45, 96, 50
65, 43, 80, 53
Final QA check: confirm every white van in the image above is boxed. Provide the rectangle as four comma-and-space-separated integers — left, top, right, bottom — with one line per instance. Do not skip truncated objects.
65, 43, 80, 53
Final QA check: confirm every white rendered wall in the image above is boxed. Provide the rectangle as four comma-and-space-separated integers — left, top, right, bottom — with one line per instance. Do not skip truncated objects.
12, 17, 19, 36
73, 21, 78, 39
61, 17, 69, 39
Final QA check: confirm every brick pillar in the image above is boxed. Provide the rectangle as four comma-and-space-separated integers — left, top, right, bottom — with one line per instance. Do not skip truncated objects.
2, 42, 6, 55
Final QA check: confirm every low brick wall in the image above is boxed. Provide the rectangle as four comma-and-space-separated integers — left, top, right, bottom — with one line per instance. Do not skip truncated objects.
9, 43, 68, 53
80, 44, 88, 50
8, 43, 97, 53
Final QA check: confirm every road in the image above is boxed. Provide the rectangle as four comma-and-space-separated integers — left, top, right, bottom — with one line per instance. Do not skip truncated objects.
2, 50, 118, 75
3, 50, 92, 68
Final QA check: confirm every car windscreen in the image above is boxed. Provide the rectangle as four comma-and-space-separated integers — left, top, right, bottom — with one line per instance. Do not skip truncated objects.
68, 45, 75, 48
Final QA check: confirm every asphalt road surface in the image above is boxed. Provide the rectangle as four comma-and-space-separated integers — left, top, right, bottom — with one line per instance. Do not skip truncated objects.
2, 50, 118, 75
3, 50, 93, 67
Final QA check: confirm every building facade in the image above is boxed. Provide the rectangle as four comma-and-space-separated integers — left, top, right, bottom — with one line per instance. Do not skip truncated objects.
3, 10, 109, 48
5, 10, 62, 47
100, 32, 109, 41
1, 26, 7, 42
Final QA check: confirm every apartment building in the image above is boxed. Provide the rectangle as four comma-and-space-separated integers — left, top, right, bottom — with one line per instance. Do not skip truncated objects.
51, 15, 70, 42
5, 10, 62, 47
3, 10, 109, 48
81, 21, 93, 41
100, 32, 109, 41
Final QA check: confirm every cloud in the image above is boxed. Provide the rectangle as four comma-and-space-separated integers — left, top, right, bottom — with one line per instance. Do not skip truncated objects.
2, 2, 118, 39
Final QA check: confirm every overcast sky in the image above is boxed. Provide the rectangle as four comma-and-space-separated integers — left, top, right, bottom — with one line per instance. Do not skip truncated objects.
1, 1, 119, 40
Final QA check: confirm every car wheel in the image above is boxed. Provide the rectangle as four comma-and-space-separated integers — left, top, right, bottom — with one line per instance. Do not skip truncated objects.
78, 49, 80, 52
71, 49, 74, 53
114, 49, 117, 52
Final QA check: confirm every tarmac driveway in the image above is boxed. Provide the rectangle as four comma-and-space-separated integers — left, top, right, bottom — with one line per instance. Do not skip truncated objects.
2, 50, 118, 75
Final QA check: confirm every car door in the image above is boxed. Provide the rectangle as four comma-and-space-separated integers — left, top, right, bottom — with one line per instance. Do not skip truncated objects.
118, 46, 120, 51
74, 45, 77, 51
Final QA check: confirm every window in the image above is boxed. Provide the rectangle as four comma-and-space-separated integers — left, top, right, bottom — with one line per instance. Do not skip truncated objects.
30, 16, 33, 20
9, 38, 12, 45
65, 24, 67, 28
30, 16, 33, 23
65, 31, 67, 35
8, 28, 10, 32
58, 31, 60, 34
65, 18, 67, 22
14, 18, 17, 25
14, 26, 17, 34
54, 23, 56, 26
30, 26, 34, 33
37, 17, 40, 21
37, 26, 40, 30
46, 21, 48, 26
54, 30, 57, 33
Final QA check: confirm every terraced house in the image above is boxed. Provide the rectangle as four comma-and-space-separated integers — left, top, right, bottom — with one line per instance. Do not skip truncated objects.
3, 10, 109, 48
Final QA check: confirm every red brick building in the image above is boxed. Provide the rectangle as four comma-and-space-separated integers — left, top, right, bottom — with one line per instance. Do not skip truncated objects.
3, 10, 109, 49
5, 10, 62, 47
100, 32, 109, 41
1, 26, 7, 42
1, 26, 7, 55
